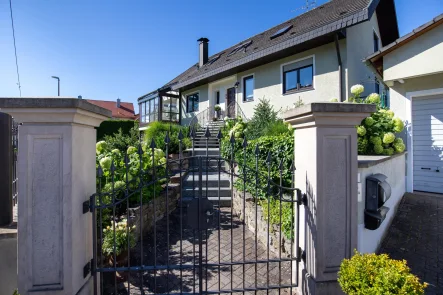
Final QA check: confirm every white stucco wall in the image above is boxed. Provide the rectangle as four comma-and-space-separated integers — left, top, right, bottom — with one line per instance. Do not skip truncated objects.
384, 23, 443, 82
389, 73, 443, 121
357, 153, 406, 253
347, 13, 384, 97
181, 84, 209, 125
182, 41, 345, 120
235, 41, 345, 117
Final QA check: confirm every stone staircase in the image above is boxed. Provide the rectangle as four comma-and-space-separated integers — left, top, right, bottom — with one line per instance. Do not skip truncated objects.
182, 120, 232, 206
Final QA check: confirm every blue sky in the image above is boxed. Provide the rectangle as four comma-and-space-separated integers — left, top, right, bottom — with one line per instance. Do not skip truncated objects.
1, 0, 442, 108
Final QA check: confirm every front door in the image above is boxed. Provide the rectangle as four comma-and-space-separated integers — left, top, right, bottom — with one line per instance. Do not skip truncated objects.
226, 87, 236, 118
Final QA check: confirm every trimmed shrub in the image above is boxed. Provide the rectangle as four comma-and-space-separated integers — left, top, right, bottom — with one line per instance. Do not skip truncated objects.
143, 122, 191, 154
338, 251, 427, 295
97, 120, 136, 140
102, 124, 140, 152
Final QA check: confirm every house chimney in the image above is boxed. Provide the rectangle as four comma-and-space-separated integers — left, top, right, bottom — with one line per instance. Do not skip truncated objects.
117, 98, 121, 108
197, 38, 209, 67
78, 95, 82, 99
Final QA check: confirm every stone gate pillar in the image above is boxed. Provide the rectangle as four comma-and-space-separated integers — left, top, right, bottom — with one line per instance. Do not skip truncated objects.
0, 98, 110, 295
283, 103, 375, 295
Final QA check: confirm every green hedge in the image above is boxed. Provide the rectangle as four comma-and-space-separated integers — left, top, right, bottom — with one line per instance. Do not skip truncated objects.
96, 120, 137, 141
221, 134, 294, 239
143, 121, 191, 154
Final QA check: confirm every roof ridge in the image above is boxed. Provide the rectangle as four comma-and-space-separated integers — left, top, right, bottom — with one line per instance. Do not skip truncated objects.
87, 99, 132, 104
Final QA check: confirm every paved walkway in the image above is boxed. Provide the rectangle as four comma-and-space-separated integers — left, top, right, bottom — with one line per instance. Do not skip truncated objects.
103, 207, 295, 295
379, 193, 443, 295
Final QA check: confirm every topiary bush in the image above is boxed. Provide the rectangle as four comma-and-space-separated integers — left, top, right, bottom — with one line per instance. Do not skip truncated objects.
338, 250, 427, 295
143, 121, 191, 154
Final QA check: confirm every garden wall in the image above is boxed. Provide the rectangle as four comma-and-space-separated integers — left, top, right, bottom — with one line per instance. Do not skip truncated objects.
357, 152, 406, 253
232, 188, 292, 258
127, 183, 180, 241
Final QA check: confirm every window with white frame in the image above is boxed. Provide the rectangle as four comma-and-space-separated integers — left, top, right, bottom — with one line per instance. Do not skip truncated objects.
243, 75, 254, 102
282, 57, 314, 94
186, 93, 199, 113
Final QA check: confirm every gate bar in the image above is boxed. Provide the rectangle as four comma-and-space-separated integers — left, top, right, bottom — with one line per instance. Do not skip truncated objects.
0, 112, 13, 226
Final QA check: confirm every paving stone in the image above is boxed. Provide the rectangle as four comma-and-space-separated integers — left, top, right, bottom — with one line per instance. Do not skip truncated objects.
379, 193, 443, 294
102, 207, 296, 294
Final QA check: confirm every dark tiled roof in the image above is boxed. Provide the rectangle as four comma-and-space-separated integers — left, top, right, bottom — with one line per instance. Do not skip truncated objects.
166, 0, 376, 91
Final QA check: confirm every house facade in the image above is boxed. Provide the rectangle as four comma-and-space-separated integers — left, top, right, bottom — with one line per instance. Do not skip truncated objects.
365, 13, 443, 194
138, 0, 398, 128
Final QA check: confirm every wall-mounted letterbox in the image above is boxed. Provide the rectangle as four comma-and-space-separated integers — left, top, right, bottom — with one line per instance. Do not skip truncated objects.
364, 173, 391, 230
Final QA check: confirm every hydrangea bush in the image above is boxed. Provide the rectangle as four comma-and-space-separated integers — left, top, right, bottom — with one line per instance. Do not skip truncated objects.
96, 140, 166, 207
102, 219, 136, 257
342, 85, 406, 155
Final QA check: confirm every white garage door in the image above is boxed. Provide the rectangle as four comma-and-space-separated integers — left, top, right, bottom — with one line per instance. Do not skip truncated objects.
412, 94, 443, 194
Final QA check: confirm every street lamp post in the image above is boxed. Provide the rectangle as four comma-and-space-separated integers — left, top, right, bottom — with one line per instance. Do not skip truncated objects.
51, 76, 60, 96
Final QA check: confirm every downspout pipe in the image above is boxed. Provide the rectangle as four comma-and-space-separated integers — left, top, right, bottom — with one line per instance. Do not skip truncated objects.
334, 34, 344, 102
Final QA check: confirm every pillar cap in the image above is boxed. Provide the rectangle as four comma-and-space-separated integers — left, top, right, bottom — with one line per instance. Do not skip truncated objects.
283, 102, 376, 129
0, 97, 112, 127
0, 97, 111, 117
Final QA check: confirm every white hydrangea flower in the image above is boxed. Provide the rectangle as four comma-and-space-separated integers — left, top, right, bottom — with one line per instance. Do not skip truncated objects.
350, 84, 364, 95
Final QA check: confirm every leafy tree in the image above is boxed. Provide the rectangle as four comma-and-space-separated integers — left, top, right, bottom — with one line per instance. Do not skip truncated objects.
102, 123, 140, 152
246, 98, 280, 139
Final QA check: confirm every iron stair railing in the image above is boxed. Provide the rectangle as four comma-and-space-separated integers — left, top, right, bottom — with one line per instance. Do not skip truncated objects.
188, 100, 248, 132
226, 100, 248, 122
188, 105, 226, 130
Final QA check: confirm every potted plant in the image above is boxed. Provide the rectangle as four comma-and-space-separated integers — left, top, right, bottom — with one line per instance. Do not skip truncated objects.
214, 105, 221, 118
102, 219, 136, 280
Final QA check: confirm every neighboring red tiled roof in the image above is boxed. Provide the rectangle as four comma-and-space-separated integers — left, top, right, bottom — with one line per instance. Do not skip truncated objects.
86, 99, 137, 120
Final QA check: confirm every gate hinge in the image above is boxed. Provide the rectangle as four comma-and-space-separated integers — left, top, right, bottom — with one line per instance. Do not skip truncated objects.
297, 247, 306, 262
83, 259, 93, 278
296, 190, 308, 206
83, 198, 91, 214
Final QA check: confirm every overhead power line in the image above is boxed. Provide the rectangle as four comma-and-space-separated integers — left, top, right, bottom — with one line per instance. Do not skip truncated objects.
9, 0, 22, 97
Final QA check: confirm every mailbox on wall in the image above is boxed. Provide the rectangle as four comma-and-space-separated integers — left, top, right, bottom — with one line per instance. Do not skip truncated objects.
364, 173, 391, 230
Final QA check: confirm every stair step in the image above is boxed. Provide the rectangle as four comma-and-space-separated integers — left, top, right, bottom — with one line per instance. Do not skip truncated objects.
192, 145, 220, 148
194, 139, 219, 142
180, 196, 232, 207
183, 172, 231, 186
187, 148, 220, 156
182, 187, 231, 197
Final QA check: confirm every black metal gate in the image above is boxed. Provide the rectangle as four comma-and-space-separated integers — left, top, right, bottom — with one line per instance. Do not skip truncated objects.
88, 127, 302, 294
0, 113, 19, 226
12, 118, 19, 206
